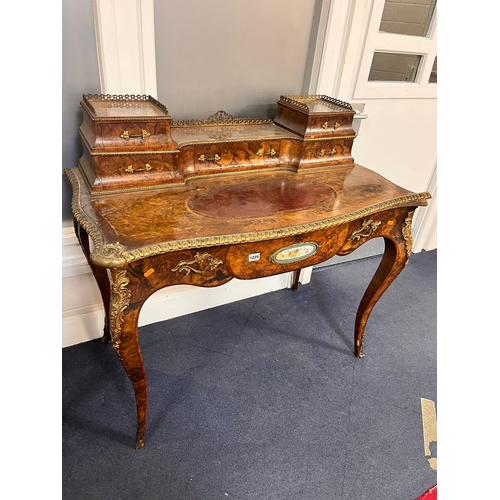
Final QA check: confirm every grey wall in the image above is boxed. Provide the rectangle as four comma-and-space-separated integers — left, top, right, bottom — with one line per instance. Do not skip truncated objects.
62, 0, 322, 224
154, 0, 322, 120
62, 0, 101, 224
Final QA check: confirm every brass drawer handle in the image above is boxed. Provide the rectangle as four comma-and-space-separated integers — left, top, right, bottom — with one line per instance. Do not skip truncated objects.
120, 130, 151, 141
125, 163, 153, 174
256, 148, 278, 157
322, 121, 340, 130
198, 154, 221, 163
318, 148, 336, 157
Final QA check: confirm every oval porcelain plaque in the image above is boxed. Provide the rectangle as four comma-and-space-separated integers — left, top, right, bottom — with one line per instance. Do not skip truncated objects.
270, 242, 319, 264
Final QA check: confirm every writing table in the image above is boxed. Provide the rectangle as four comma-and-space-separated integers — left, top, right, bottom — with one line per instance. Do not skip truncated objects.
65, 94, 431, 449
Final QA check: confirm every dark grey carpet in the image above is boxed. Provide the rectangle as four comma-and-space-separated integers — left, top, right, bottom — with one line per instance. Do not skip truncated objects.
62, 249, 437, 500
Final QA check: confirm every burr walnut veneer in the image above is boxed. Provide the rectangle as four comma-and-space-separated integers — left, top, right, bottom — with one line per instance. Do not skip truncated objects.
65, 94, 431, 449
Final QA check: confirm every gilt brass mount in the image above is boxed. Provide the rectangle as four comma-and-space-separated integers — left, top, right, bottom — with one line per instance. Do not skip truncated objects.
322, 121, 340, 130
256, 148, 277, 157
120, 130, 151, 141
318, 148, 336, 157
171, 252, 223, 275
125, 164, 153, 174
348, 219, 382, 242
198, 154, 221, 163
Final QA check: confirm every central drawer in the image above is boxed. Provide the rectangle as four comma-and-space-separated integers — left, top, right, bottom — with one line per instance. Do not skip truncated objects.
225, 225, 349, 280
192, 139, 281, 175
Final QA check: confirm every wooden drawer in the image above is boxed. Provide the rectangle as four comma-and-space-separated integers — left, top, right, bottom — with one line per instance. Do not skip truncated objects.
192, 139, 282, 176
337, 208, 414, 257
80, 94, 178, 153
305, 114, 355, 139
298, 137, 355, 168
225, 225, 349, 280
79, 149, 181, 193
274, 95, 355, 140
96, 121, 173, 152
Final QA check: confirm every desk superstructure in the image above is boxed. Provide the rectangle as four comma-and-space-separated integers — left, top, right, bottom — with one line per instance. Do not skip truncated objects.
65, 93, 431, 449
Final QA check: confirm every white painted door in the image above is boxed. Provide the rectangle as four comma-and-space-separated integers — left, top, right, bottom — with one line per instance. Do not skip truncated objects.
311, 0, 437, 254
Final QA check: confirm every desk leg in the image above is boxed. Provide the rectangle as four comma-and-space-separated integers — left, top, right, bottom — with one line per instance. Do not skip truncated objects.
354, 236, 408, 358
74, 221, 112, 343
108, 268, 148, 449
291, 269, 302, 291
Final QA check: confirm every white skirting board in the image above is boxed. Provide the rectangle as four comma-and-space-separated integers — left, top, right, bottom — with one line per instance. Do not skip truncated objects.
62, 226, 311, 348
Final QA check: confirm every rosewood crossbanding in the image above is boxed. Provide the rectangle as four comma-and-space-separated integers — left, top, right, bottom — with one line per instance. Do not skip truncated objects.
66, 93, 431, 449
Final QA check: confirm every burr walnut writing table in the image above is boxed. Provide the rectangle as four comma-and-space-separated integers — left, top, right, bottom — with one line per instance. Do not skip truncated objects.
65, 94, 431, 449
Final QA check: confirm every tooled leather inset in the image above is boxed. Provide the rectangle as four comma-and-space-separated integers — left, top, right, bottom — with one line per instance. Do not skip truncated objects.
187, 179, 335, 219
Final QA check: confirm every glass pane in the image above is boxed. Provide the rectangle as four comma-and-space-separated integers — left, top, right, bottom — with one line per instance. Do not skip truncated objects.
428, 56, 437, 83
368, 52, 422, 82
379, 0, 437, 37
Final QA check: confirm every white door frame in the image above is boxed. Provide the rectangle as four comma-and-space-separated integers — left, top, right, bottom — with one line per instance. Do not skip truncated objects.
311, 0, 436, 252
93, 0, 157, 96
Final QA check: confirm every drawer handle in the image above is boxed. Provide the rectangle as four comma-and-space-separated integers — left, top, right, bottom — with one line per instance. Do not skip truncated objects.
322, 121, 340, 130
125, 163, 153, 174
198, 154, 221, 163
318, 148, 336, 157
120, 130, 151, 141
256, 148, 278, 157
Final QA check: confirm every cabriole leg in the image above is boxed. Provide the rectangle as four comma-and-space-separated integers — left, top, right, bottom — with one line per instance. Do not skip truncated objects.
354, 236, 409, 358
74, 220, 112, 343
108, 268, 148, 449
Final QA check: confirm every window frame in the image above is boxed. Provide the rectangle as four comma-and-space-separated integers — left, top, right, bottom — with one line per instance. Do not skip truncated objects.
354, 0, 437, 99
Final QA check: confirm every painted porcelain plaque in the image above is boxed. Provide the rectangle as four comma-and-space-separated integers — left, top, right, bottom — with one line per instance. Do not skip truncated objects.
270, 242, 319, 264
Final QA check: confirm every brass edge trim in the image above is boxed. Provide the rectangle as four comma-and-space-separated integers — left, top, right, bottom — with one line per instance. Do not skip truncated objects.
89, 150, 180, 157
279, 94, 354, 112
68, 168, 129, 267
87, 165, 301, 196
67, 165, 430, 267
81, 100, 171, 122
90, 180, 186, 196
172, 116, 273, 127
88, 192, 431, 267
82, 93, 170, 118
303, 135, 355, 142
85, 116, 172, 122
174, 134, 354, 146
64, 167, 107, 256
183, 165, 298, 183
174, 136, 298, 147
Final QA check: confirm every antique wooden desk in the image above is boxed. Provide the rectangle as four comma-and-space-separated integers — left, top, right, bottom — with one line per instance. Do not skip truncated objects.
65, 94, 430, 449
